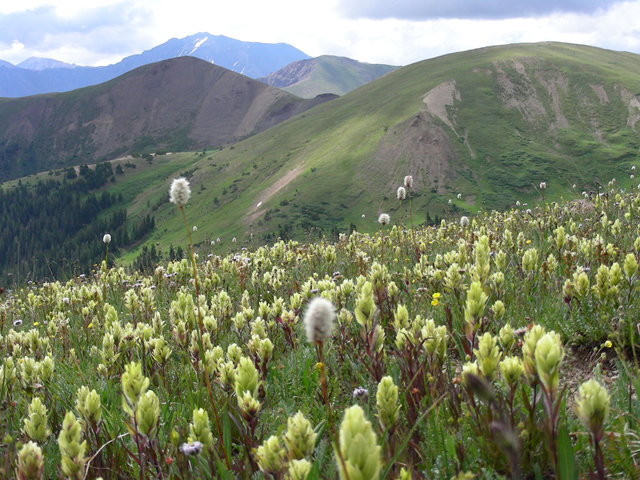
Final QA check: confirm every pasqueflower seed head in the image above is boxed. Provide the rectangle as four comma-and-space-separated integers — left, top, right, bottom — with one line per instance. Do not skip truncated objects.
303, 297, 335, 344
378, 213, 390, 226
169, 177, 191, 206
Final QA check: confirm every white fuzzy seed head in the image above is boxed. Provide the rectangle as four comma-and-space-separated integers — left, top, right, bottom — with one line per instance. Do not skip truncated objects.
169, 177, 191, 206
404, 175, 413, 189
378, 213, 390, 226
457, 193, 462, 199
303, 297, 335, 344
460, 216, 470, 228
397, 187, 406, 200
540, 182, 547, 189
193, 226, 198, 232
103, 234, 111, 244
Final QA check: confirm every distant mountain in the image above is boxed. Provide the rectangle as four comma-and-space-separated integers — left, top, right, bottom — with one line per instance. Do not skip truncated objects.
0, 60, 14, 69
0, 33, 310, 98
17, 57, 78, 70
0, 56, 336, 180
111, 33, 310, 79
258, 55, 398, 97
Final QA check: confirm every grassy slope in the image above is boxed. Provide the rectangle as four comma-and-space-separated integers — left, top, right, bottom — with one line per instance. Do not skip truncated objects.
7, 42, 640, 263
282, 56, 398, 98
139, 43, 640, 250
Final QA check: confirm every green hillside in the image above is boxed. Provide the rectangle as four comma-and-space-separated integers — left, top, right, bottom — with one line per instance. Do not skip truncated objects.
5, 42, 640, 268
262, 55, 398, 98
130, 43, 640, 253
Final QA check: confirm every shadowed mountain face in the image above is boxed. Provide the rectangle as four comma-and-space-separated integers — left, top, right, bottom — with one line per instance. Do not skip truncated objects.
0, 33, 310, 98
258, 55, 398, 97
0, 56, 336, 181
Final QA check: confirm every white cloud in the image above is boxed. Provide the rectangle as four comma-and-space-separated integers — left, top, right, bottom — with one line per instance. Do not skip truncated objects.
1, 0, 640, 67
337, 0, 621, 21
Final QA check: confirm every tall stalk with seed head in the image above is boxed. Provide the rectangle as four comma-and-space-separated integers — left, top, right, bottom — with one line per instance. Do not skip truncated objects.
169, 177, 229, 468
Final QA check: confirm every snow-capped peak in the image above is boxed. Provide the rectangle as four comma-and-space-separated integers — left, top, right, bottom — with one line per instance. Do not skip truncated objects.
189, 37, 208, 55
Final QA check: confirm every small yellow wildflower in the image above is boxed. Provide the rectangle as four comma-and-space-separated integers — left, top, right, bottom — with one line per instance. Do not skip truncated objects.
314, 362, 324, 372
431, 299, 439, 306
88, 323, 93, 329
526, 240, 531, 244
433, 293, 441, 299
604, 340, 612, 348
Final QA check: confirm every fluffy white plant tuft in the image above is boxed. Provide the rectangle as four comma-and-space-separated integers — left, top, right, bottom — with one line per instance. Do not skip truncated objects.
303, 297, 335, 344
378, 213, 390, 226
169, 178, 191, 206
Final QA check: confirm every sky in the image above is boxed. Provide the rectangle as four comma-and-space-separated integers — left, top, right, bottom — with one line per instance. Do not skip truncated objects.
1, 0, 639, 67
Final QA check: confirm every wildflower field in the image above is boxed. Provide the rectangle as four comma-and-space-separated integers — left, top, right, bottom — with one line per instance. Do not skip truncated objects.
3, 180, 640, 480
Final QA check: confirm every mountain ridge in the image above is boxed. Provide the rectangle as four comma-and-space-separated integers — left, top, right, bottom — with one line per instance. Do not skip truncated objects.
0, 33, 310, 98
258, 55, 398, 97
0, 56, 336, 180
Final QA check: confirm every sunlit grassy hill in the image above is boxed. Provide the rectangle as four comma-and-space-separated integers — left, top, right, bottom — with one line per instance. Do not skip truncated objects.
257, 55, 398, 98
116, 42, 640, 258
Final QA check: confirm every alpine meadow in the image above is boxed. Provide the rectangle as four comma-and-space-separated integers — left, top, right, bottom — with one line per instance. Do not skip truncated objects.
4, 41, 640, 479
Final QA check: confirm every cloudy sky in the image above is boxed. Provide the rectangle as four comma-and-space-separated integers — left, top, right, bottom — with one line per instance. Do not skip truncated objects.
0, 0, 639, 67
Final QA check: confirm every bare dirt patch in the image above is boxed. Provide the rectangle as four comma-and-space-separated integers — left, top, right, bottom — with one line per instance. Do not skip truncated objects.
561, 344, 618, 409
242, 165, 305, 224
590, 84, 610, 105
361, 110, 458, 194
617, 85, 640, 130
534, 69, 569, 129
422, 80, 460, 133
493, 58, 547, 124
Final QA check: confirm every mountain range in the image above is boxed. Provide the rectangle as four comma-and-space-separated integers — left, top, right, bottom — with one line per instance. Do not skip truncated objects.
3, 41, 640, 268
0, 56, 337, 180
0, 33, 311, 97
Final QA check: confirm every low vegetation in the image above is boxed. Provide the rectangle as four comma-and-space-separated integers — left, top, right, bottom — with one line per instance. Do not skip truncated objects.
2, 175, 640, 479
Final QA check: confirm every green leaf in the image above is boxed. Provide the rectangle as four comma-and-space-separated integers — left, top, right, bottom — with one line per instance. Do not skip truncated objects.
222, 407, 232, 463
534, 464, 544, 480
557, 424, 578, 480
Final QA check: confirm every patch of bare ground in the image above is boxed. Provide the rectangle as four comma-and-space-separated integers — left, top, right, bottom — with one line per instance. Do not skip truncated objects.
590, 84, 610, 105
422, 80, 460, 133
361, 110, 458, 195
534, 69, 569, 129
562, 344, 618, 409
242, 165, 305, 225
616, 85, 640, 130
493, 59, 547, 124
